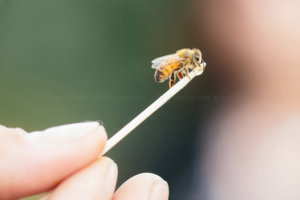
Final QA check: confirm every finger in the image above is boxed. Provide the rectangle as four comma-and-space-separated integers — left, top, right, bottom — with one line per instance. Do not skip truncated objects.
40, 157, 117, 200
0, 122, 107, 200
114, 173, 169, 200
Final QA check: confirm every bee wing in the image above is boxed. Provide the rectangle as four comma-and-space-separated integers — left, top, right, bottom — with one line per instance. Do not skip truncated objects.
151, 54, 184, 69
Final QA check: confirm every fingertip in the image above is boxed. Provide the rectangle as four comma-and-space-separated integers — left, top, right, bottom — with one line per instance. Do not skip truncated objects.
0, 122, 110, 199
29, 121, 102, 139
96, 125, 108, 144
98, 156, 115, 165
84, 125, 108, 158
114, 173, 169, 200
45, 156, 118, 200
149, 178, 169, 200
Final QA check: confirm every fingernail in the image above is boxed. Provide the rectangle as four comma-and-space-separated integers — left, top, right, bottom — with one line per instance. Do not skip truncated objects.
27, 122, 103, 142
84, 120, 104, 126
149, 179, 169, 200
105, 162, 118, 191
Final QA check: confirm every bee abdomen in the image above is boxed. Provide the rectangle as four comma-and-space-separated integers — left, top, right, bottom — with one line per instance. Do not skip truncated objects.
154, 69, 168, 82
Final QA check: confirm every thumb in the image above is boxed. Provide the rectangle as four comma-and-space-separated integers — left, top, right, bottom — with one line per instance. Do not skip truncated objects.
0, 122, 107, 200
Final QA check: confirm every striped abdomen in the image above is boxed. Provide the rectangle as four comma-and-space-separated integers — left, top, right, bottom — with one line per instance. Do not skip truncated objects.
154, 62, 182, 82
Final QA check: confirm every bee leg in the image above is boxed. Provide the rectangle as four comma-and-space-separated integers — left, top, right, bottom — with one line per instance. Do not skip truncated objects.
183, 68, 191, 79
169, 72, 176, 88
193, 63, 201, 72
177, 72, 184, 79
192, 64, 196, 72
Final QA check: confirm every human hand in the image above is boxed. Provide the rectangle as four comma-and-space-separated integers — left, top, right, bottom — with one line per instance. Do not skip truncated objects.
0, 122, 169, 200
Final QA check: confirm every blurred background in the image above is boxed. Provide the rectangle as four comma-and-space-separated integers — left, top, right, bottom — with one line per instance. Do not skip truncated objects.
2, 0, 300, 199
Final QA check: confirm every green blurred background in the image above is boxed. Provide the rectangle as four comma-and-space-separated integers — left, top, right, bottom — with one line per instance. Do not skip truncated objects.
0, 0, 212, 199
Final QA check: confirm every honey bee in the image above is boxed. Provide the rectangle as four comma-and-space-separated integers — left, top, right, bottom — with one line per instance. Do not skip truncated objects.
152, 48, 206, 88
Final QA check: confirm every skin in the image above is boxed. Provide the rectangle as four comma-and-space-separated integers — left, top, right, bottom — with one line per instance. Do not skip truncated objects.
193, 0, 300, 199
0, 122, 169, 200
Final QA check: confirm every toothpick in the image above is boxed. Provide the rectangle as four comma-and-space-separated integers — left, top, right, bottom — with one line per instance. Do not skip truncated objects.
100, 67, 204, 156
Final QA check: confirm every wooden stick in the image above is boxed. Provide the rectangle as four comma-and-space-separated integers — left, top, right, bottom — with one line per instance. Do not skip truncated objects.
100, 66, 205, 156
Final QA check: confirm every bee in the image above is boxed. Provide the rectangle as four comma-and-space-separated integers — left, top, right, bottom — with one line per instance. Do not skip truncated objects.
152, 48, 206, 88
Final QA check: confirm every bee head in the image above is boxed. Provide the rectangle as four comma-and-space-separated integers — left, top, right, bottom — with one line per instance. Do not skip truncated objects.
192, 48, 206, 70
192, 48, 202, 63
